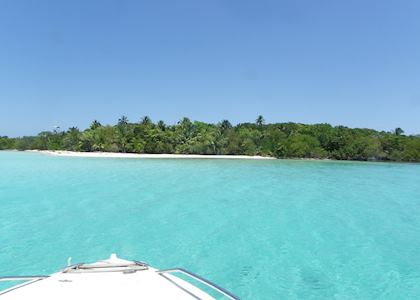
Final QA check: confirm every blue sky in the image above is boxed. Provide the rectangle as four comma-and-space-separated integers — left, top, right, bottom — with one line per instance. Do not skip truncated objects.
0, 0, 419, 137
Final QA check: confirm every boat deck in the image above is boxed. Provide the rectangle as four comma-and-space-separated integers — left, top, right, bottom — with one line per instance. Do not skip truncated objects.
0, 255, 239, 299
1, 267, 215, 299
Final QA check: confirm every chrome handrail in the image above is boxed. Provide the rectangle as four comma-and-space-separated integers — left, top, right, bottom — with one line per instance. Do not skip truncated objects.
157, 268, 240, 300
0, 276, 49, 282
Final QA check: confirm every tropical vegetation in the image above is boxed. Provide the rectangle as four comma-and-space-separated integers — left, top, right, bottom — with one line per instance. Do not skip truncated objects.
1, 116, 420, 162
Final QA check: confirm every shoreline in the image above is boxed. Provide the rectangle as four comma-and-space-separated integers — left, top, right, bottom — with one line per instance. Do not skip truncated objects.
3, 150, 416, 164
26, 150, 276, 160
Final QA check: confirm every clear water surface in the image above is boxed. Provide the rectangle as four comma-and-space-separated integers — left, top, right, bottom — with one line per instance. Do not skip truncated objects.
1, 151, 420, 299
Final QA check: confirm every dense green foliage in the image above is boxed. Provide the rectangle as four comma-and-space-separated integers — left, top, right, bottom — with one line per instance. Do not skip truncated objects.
1, 117, 420, 162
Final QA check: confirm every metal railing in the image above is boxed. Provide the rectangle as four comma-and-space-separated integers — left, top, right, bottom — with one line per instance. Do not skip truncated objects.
0, 276, 49, 296
0, 276, 49, 282
157, 268, 240, 300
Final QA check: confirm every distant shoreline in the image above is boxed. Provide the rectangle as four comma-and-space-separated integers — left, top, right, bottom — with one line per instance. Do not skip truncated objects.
2, 150, 416, 164
25, 150, 276, 160
3, 119, 418, 162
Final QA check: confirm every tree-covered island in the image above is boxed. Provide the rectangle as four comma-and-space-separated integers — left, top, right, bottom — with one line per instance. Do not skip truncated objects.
1, 116, 419, 162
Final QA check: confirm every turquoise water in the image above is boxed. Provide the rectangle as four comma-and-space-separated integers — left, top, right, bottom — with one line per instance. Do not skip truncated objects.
1, 151, 420, 299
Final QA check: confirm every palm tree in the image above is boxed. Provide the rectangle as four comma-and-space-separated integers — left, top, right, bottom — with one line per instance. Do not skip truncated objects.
68, 127, 79, 134
219, 119, 232, 132
90, 120, 102, 130
140, 116, 152, 126
64, 127, 81, 151
394, 127, 404, 136
157, 120, 166, 130
116, 116, 130, 152
179, 117, 191, 126
178, 117, 194, 142
118, 116, 129, 126
256, 115, 265, 126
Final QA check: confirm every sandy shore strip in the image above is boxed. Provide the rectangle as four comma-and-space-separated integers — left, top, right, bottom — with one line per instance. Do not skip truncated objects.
26, 150, 275, 160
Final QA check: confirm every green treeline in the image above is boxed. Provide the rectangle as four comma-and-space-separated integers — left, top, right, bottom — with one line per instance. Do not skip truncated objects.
1, 116, 420, 162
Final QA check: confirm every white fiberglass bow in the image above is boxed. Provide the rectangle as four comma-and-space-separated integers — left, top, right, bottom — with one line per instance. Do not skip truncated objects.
0, 254, 239, 300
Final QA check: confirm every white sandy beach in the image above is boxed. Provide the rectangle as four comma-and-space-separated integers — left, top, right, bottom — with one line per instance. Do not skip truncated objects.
27, 150, 275, 160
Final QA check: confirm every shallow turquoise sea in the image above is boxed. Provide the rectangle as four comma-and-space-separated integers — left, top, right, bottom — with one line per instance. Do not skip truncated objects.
1, 151, 420, 299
